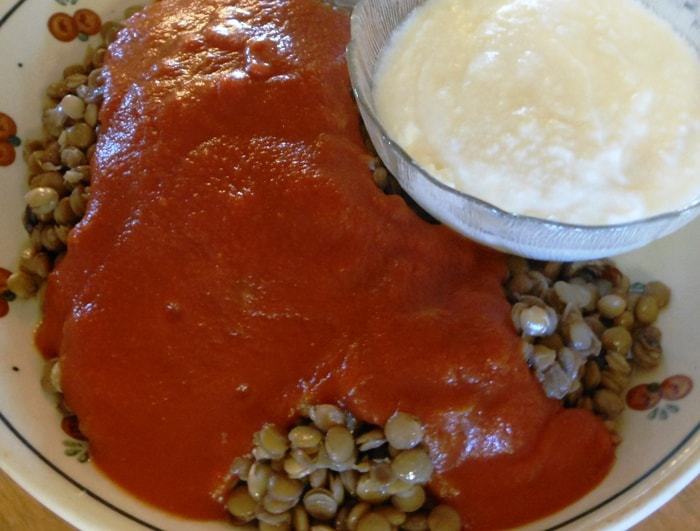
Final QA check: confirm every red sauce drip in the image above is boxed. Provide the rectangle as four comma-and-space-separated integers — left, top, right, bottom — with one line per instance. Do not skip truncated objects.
36, 0, 614, 527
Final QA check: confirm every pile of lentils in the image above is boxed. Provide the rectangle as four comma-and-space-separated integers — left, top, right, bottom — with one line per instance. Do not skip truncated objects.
505, 257, 670, 431
225, 405, 460, 531
2, 19, 126, 300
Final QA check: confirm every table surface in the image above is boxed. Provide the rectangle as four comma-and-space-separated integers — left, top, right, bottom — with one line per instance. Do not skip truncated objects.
1, 469, 698, 530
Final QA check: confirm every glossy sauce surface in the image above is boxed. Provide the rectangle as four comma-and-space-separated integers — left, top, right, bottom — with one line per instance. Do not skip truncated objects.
37, 0, 614, 528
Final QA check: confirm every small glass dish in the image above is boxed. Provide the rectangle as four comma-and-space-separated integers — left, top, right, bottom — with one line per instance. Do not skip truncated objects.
347, 0, 700, 261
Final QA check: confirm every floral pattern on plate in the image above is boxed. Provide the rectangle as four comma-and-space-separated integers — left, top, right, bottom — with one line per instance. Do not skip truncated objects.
48, 9, 101, 42
626, 375, 694, 420
0, 112, 19, 167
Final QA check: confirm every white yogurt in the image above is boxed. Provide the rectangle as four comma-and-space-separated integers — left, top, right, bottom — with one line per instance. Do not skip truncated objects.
373, 0, 700, 225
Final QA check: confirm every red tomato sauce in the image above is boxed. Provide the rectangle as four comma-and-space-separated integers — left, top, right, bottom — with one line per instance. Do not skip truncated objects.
36, 0, 614, 527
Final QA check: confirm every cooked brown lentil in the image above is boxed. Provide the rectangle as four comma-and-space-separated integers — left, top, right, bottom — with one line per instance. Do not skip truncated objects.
6, 271, 38, 299
427, 505, 461, 531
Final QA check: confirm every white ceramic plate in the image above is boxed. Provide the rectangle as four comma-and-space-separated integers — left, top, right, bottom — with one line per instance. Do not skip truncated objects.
0, 0, 698, 529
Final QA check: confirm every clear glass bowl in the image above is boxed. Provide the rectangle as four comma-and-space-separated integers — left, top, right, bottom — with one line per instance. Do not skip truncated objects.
347, 0, 700, 261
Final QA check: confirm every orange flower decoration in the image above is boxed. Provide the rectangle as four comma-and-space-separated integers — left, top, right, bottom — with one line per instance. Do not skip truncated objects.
0, 113, 17, 140
74, 9, 102, 36
0, 113, 19, 167
48, 12, 78, 42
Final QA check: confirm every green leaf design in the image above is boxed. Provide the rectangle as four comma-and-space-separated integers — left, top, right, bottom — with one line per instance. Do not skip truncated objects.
630, 282, 646, 294
648, 407, 659, 420
660, 408, 668, 420
667, 403, 680, 413
62, 438, 89, 463
1, 290, 16, 302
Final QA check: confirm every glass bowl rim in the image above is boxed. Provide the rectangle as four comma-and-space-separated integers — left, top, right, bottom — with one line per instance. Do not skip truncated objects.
346, 1, 700, 233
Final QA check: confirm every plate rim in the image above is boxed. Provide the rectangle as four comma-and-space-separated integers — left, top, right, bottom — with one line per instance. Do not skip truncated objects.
0, 0, 699, 529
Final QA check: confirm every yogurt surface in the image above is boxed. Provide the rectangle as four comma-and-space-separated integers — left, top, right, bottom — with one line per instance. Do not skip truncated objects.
373, 0, 700, 225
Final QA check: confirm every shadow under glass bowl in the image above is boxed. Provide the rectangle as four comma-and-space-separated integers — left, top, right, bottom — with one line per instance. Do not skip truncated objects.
347, 0, 700, 261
